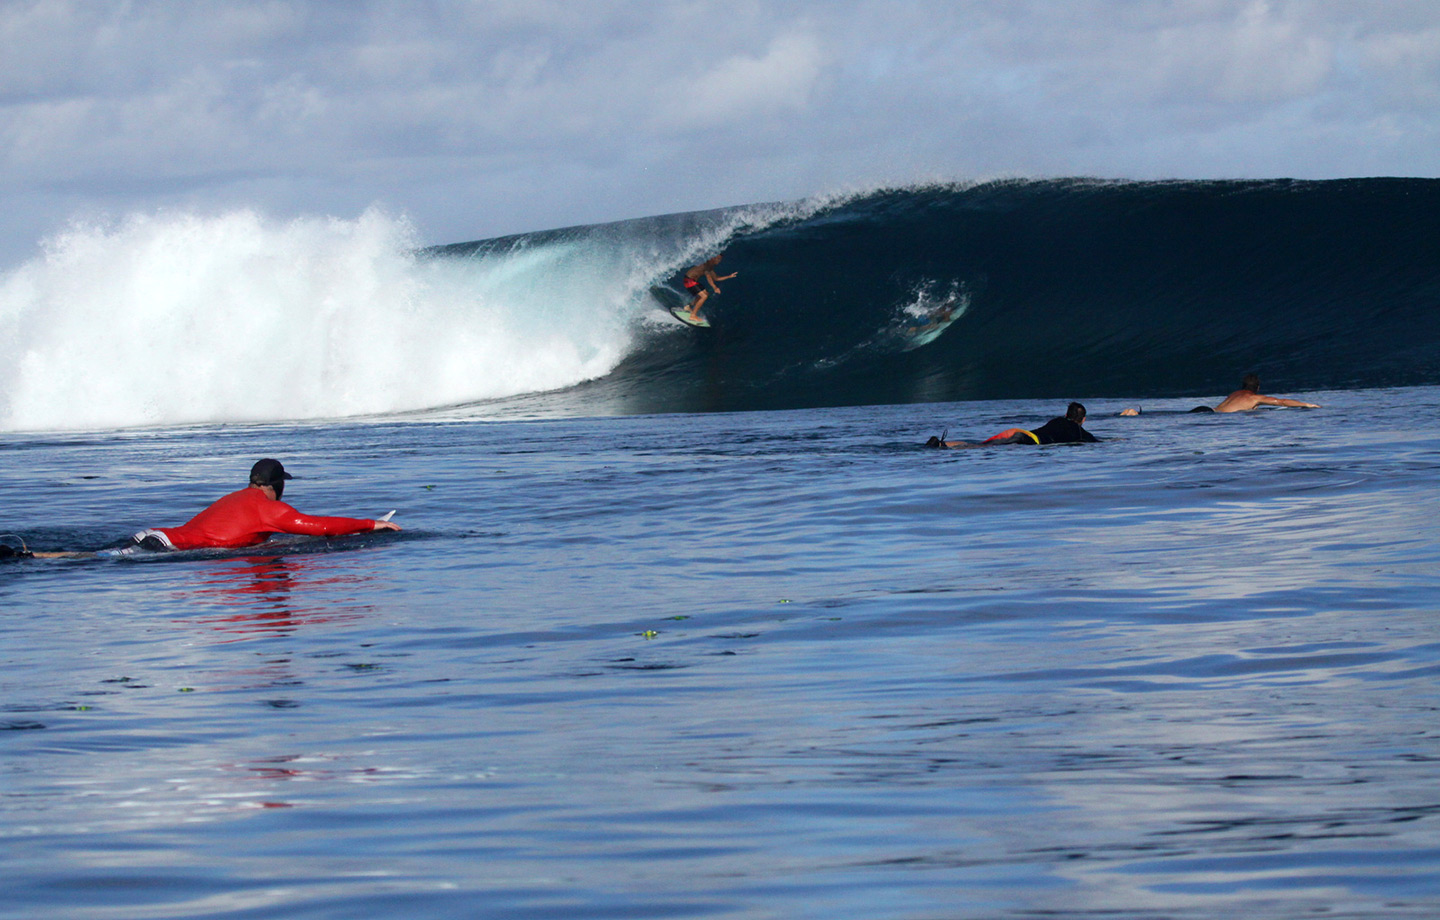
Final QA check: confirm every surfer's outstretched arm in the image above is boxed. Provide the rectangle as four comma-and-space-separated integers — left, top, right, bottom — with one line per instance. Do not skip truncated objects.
1256, 395, 1320, 408
0, 541, 92, 560
707, 270, 737, 291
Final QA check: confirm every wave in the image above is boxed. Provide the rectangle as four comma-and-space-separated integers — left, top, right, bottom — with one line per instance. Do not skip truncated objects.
0, 206, 691, 430
4, 178, 1439, 431
2, 206, 632, 431
509, 177, 1440, 417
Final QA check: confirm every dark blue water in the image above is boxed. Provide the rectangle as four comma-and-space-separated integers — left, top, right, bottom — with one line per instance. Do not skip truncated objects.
5, 387, 1439, 918
448, 177, 1440, 418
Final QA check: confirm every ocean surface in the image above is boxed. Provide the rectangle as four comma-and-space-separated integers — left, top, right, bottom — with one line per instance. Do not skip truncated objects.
5, 388, 1440, 919
3, 179, 1440, 918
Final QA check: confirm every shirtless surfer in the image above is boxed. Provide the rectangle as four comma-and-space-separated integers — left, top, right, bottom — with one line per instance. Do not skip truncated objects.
926, 402, 1100, 449
682, 254, 737, 323
1207, 374, 1320, 412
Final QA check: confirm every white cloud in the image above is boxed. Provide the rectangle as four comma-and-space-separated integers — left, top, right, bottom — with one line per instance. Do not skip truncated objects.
1355, 25, 1440, 106
1, 0, 1439, 265
1179, 0, 1335, 103
670, 33, 826, 124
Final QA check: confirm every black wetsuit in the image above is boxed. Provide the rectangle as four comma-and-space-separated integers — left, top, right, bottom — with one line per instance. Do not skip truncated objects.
1029, 417, 1098, 444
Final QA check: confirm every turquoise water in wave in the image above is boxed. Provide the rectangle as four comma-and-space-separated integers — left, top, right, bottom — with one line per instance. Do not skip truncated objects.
3, 387, 1439, 919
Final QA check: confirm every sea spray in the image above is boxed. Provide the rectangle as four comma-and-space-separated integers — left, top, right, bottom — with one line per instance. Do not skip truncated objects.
0, 195, 835, 432
0, 208, 644, 431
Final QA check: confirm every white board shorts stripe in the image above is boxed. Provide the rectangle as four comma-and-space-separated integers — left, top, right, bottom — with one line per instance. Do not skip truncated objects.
130, 529, 174, 550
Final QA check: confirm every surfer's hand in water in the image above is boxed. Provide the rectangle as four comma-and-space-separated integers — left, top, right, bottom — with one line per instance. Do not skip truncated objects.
372, 520, 402, 532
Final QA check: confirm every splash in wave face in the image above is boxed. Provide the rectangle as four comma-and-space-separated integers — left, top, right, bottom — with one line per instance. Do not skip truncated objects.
0, 209, 640, 431
0, 192, 824, 432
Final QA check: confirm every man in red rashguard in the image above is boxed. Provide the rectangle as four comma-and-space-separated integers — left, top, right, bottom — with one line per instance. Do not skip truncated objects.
127, 458, 401, 551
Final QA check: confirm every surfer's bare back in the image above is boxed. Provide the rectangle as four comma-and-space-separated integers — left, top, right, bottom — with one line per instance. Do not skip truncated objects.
1211, 374, 1320, 412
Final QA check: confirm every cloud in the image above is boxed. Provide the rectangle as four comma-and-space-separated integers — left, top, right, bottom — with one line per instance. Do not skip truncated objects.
1355, 25, 1440, 107
1151, 0, 1336, 104
668, 33, 825, 124
1, 0, 1438, 265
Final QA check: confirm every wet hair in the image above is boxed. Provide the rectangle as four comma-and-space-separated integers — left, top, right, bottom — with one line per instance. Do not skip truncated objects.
1241, 373, 1260, 393
1065, 402, 1087, 423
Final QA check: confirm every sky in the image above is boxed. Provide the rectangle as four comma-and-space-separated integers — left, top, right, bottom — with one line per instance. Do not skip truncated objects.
3, 0, 1440, 265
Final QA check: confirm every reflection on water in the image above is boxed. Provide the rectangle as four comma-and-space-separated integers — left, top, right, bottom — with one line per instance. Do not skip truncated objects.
3, 390, 1439, 919
175, 554, 372, 641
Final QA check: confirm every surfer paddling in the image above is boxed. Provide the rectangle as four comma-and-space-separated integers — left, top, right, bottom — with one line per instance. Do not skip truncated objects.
681, 254, 737, 323
1107, 373, 1318, 416
2, 459, 399, 559
926, 402, 1100, 449
120, 459, 400, 552
1191, 373, 1320, 413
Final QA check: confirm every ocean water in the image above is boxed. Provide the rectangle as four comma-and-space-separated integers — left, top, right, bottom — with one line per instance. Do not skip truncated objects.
4, 178, 1439, 916
5, 386, 1439, 919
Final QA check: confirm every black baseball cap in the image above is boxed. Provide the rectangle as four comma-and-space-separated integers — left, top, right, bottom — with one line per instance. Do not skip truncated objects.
249, 459, 294, 486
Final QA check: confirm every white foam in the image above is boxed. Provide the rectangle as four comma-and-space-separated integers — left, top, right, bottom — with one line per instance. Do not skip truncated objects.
0, 208, 641, 431
0, 197, 840, 433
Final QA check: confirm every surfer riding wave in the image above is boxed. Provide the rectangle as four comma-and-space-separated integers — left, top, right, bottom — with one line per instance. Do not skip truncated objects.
681, 253, 737, 324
